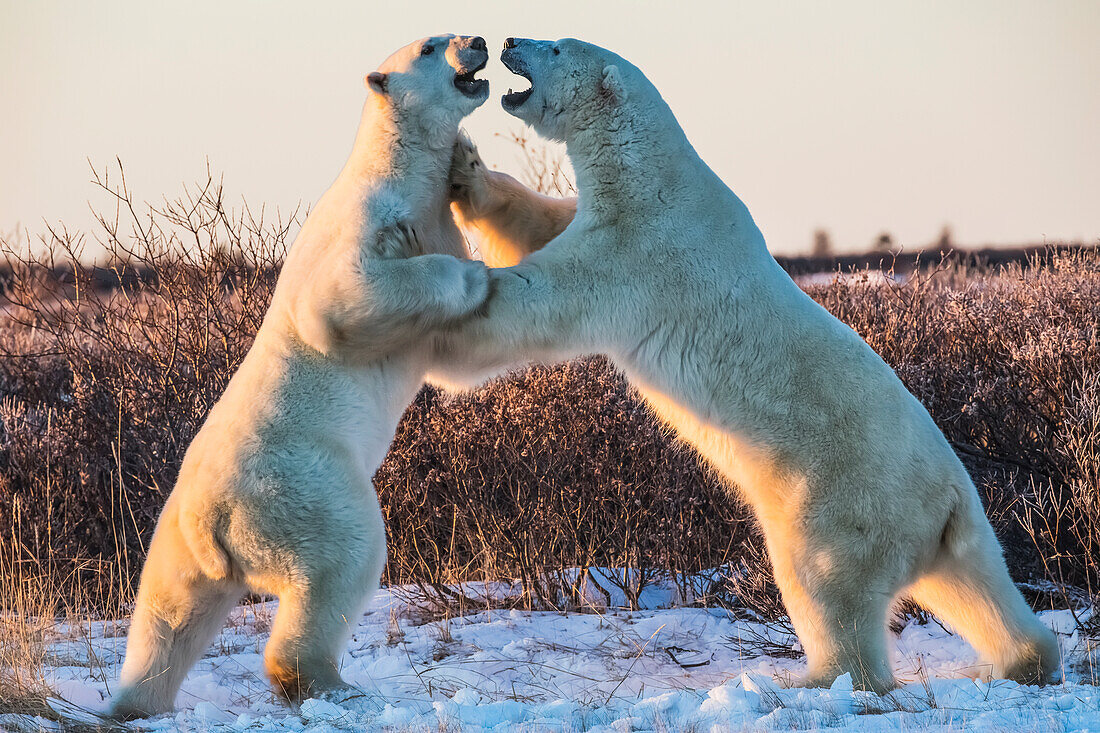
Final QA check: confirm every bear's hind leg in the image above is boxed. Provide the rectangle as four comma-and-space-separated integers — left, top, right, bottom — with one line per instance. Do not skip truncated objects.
768, 539, 896, 694
264, 586, 349, 701
110, 563, 242, 719
905, 515, 1060, 684
263, 534, 386, 702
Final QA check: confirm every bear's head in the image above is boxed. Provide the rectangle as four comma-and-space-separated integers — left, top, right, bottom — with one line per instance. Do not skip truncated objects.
367, 34, 490, 145
499, 37, 631, 143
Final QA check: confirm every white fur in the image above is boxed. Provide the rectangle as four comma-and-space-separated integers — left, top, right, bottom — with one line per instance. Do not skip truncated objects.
109, 34, 490, 719
440, 38, 1060, 692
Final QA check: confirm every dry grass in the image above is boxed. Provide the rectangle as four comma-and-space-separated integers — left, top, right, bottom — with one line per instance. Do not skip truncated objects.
0, 537, 127, 729
0, 545, 58, 719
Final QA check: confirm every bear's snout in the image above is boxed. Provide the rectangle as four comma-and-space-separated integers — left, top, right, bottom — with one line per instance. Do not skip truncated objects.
449, 36, 489, 72
449, 36, 490, 100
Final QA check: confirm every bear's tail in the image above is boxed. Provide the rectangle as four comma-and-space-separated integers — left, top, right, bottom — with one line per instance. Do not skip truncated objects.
937, 494, 968, 555
905, 488, 1060, 684
178, 506, 233, 581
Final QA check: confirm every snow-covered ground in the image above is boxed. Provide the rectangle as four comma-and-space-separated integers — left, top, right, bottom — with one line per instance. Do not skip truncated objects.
8, 578, 1100, 732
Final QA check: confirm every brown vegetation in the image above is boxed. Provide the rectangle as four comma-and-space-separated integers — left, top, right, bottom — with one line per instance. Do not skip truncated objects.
0, 164, 1097, 632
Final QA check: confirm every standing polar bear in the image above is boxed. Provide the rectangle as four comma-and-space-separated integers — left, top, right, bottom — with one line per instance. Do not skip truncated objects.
109, 34, 492, 719
442, 37, 1059, 692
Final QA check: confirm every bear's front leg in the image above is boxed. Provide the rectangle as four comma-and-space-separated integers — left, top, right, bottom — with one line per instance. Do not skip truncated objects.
448, 135, 496, 218
428, 252, 600, 389
448, 136, 577, 267
299, 224, 489, 356
368, 221, 490, 325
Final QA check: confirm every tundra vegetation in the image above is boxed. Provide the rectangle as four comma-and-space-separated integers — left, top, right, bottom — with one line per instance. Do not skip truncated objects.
1, 151, 1098, 719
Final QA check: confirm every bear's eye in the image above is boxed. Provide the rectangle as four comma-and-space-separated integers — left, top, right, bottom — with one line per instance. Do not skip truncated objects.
553, 47, 560, 56
421, 44, 434, 56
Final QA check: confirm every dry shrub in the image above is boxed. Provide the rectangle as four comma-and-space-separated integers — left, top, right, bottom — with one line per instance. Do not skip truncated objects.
0, 163, 759, 617
0, 158, 1097, 624
499, 130, 576, 198
0, 164, 291, 610
808, 253, 1100, 597
376, 357, 751, 612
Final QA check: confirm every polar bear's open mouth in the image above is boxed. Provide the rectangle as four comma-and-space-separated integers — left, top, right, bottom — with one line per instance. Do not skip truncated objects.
501, 53, 533, 110
453, 59, 489, 98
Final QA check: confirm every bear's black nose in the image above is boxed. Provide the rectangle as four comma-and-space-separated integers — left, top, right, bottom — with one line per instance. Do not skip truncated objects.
470, 36, 486, 51
504, 37, 516, 50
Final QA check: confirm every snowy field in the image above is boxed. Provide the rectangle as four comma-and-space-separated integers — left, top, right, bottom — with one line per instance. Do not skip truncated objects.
7, 579, 1100, 733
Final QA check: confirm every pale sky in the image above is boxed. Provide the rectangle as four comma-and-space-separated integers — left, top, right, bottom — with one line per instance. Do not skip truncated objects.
2, 0, 1098, 255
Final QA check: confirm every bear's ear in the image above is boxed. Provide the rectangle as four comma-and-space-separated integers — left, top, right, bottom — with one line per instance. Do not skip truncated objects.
599, 64, 627, 104
365, 71, 389, 95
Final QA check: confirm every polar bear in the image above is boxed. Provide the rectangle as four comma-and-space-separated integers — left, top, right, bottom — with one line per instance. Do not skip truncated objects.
108, 34, 491, 719
440, 37, 1060, 692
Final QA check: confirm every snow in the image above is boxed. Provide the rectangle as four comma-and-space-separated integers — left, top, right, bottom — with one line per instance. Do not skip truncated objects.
7, 578, 1100, 732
